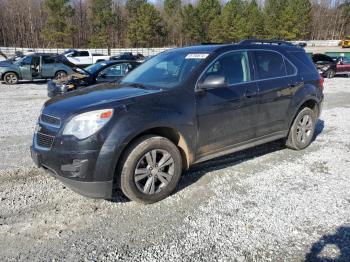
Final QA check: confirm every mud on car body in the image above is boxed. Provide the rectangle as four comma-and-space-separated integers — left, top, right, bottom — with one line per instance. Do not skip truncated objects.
31, 40, 324, 204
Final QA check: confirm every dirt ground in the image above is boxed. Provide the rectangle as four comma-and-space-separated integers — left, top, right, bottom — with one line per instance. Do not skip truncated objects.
0, 77, 350, 261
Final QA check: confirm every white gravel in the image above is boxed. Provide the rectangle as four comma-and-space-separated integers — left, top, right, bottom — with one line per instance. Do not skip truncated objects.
0, 77, 350, 261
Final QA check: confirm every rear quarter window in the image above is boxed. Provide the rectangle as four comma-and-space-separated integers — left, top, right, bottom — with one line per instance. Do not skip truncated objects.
288, 51, 317, 73
254, 50, 286, 79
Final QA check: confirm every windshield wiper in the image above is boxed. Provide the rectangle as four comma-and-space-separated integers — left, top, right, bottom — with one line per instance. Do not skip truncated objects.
127, 82, 148, 89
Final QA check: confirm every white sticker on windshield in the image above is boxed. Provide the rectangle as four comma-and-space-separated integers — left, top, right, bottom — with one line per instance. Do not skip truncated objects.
185, 53, 209, 59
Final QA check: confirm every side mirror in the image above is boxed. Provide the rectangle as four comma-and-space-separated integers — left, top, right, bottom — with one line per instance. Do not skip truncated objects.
197, 75, 226, 91
99, 73, 106, 78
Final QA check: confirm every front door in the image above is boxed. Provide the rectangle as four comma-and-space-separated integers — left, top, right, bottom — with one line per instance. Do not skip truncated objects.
195, 51, 259, 158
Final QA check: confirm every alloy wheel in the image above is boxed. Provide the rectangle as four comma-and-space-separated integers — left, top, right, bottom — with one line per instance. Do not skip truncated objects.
5, 73, 18, 84
296, 114, 313, 143
134, 149, 175, 195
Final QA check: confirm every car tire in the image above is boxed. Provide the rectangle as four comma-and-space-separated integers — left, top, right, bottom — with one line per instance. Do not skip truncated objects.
54, 71, 67, 79
326, 69, 335, 79
3, 72, 19, 84
286, 107, 317, 150
118, 135, 182, 204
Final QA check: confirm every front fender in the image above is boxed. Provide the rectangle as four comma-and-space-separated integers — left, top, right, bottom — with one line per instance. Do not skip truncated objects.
94, 91, 197, 181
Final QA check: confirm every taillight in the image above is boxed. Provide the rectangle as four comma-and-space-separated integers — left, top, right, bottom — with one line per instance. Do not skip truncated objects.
319, 76, 324, 90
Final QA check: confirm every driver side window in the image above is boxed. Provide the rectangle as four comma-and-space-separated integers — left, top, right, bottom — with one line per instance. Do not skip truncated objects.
21, 56, 32, 65
201, 51, 251, 86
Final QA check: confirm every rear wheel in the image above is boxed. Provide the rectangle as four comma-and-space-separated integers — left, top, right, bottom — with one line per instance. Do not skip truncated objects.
54, 71, 67, 80
3, 72, 19, 84
286, 107, 317, 150
118, 135, 182, 204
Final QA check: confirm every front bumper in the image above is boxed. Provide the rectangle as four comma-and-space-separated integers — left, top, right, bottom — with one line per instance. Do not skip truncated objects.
31, 146, 113, 199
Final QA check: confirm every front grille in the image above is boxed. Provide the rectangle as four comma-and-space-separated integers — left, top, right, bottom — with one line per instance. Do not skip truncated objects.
36, 132, 55, 149
40, 114, 61, 127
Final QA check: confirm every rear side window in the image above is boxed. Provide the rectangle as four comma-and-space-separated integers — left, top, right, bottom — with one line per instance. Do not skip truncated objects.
202, 51, 251, 85
254, 51, 286, 79
42, 56, 56, 64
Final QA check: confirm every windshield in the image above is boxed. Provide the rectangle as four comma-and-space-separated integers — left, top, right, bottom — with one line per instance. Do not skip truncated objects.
84, 62, 109, 74
120, 50, 209, 88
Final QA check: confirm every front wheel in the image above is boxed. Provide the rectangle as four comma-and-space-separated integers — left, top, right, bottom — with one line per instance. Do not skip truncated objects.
326, 69, 336, 79
286, 107, 317, 150
118, 135, 182, 204
3, 72, 19, 84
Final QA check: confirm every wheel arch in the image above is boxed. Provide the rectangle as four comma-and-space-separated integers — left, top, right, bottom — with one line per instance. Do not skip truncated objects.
289, 97, 320, 130
54, 69, 67, 76
116, 126, 193, 174
113, 126, 194, 185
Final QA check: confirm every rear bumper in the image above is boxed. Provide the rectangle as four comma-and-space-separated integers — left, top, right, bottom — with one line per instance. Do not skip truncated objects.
31, 146, 113, 199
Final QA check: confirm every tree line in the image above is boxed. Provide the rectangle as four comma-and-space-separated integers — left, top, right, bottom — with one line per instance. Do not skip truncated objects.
0, 0, 349, 49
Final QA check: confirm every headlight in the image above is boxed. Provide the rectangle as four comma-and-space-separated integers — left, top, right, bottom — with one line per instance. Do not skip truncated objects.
63, 109, 113, 139
56, 83, 67, 93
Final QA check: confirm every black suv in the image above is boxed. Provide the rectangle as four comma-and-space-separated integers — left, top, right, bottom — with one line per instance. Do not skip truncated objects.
31, 40, 324, 204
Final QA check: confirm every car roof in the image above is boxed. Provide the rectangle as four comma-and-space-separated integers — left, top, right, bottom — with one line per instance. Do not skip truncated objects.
98, 60, 140, 65
168, 41, 303, 55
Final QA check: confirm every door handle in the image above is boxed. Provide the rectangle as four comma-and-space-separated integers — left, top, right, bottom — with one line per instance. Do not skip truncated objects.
245, 90, 258, 98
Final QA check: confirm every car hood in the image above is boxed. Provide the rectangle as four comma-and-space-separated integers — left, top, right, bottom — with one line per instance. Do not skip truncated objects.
0, 61, 13, 66
43, 83, 162, 118
0, 62, 17, 70
53, 72, 89, 84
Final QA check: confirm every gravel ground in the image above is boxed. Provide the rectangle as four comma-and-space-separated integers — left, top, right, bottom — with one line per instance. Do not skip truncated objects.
1, 77, 350, 261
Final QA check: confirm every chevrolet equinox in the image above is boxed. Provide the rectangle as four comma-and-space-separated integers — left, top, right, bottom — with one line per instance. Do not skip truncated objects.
31, 40, 324, 203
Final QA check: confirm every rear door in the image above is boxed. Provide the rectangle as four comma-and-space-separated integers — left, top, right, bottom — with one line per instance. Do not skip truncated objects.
252, 50, 298, 137
41, 55, 55, 78
195, 50, 259, 157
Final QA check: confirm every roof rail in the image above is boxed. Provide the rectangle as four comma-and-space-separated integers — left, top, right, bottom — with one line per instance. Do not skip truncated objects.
238, 39, 295, 47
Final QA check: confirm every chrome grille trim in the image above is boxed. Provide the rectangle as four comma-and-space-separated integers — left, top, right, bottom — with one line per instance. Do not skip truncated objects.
40, 114, 61, 128
35, 132, 55, 150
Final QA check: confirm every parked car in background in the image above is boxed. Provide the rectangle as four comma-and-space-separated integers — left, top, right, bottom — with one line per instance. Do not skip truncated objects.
31, 40, 323, 203
0, 53, 75, 84
336, 56, 350, 76
111, 52, 145, 62
47, 60, 141, 97
340, 36, 350, 48
312, 53, 337, 78
63, 49, 110, 67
